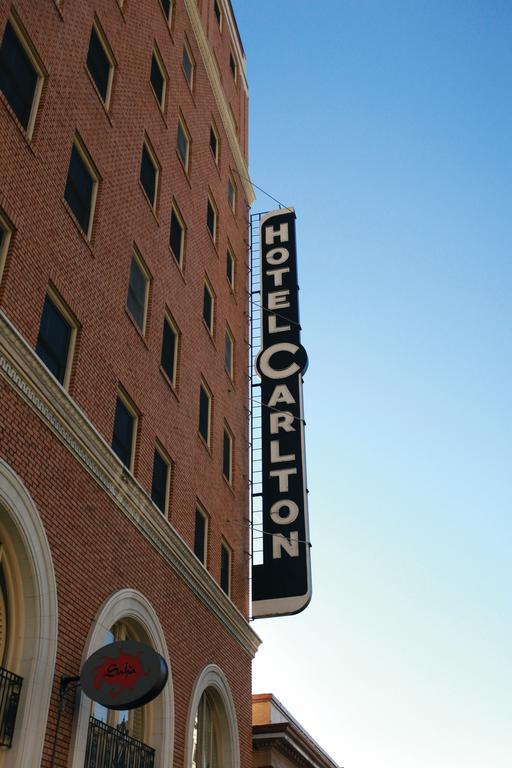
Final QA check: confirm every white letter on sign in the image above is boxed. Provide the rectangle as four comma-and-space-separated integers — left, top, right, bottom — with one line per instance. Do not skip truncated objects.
265, 223, 289, 245
272, 532, 299, 558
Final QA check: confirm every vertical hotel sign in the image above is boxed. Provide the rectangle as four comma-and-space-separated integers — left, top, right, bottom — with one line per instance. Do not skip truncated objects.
252, 209, 311, 618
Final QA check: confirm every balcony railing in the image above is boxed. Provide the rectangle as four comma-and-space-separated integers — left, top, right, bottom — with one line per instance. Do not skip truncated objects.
85, 716, 155, 768
0, 665, 23, 748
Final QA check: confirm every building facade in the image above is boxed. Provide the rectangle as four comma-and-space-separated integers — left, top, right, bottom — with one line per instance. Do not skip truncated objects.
0, 0, 258, 766
253, 695, 341, 768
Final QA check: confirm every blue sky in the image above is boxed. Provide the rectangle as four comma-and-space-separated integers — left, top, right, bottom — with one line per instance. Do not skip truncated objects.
233, 2, 512, 767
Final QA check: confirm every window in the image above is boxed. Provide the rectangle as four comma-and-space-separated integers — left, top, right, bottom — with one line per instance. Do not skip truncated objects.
213, 0, 222, 28
64, 137, 100, 239
126, 250, 150, 333
220, 541, 231, 596
140, 137, 159, 210
0, 15, 44, 136
169, 205, 185, 267
194, 505, 208, 564
151, 447, 170, 514
206, 195, 217, 244
226, 245, 234, 289
182, 42, 194, 90
222, 425, 233, 485
91, 621, 149, 741
112, 391, 137, 470
227, 175, 236, 213
192, 691, 221, 768
35, 291, 77, 388
86, 21, 114, 106
229, 49, 237, 81
198, 381, 212, 446
209, 123, 219, 164
224, 326, 234, 379
159, 0, 173, 23
150, 48, 167, 111
202, 279, 214, 334
161, 314, 179, 387
176, 117, 190, 172
0, 210, 13, 284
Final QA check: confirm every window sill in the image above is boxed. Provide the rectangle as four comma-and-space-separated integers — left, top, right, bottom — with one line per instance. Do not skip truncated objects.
61, 199, 94, 254
159, 365, 180, 402
125, 307, 149, 348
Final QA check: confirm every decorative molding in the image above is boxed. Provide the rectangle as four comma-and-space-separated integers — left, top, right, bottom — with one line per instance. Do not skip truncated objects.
0, 311, 261, 658
183, 0, 255, 205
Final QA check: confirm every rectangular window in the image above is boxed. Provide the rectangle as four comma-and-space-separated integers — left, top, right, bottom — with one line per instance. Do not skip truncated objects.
229, 50, 237, 81
182, 42, 194, 90
206, 196, 217, 244
126, 250, 150, 333
151, 447, 170, 514
198, 381, 212, 446
86, 22, 114, 106
159, 0, 173, 22
112, 391, 137, 470
176, 117, 190, 172
0, 16, 44, 136
140, 137, 159, 210
202, 279, 214, 334
194, 505, 208, 564
209, 123, 219, 164
223, 425, 233, 484
169, 205, 185, 267
227, 175, 236, 213
226, 246, 235, 289
220, 541, 231, 596
224, 327, 234, 379
161, 314, 178, 387
214, 0, 222, 28
150, 48, 167, 111
36, 291, 76, 388
0, 210, 13, 284
64, 138, 99, 239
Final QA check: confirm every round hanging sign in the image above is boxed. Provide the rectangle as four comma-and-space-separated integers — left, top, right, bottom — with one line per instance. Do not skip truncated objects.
80, 640, 168, 710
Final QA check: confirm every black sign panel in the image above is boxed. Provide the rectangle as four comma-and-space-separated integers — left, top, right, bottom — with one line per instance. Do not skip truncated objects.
252, 209, 312, 618
80, 640, 168, 710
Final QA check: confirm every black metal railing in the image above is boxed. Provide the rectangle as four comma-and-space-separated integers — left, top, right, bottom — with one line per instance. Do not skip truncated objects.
0, 665, 23, 748
85, 716, 155, 768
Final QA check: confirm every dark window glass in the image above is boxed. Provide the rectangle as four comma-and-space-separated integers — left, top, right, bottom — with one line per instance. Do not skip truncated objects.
64, 144, 95, 235
228, 178, 235, 212
150, 53, 164, 105
86, 26, 110, 102
199, 385, 210, 443
159, 0, 171, 20
0, 21, 38, 130
0, 227, 4, 252
161, 318, 177, 383
151, 450, 168, 513
209, 126, 218, 160
226, 250, 234, 286
223, 429, 231, 482
194, 508, 206, 563
140, 144, 156, 206
206, 199, 215, 240
224, 331, 233, 377
35, 296, 72, 385
220, 544, 230, 595
112, 396, 134, 468
214, 0, 221, 26
127, 257, 146, 330
182, 45, 193, 87
229, 51, 236, 79
177, 122, 189, 168
202, 284, 212, 331
169, 209, 183, 264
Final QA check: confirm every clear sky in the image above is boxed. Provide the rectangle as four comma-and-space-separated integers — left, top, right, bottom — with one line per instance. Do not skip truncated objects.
233, 2, 512, 767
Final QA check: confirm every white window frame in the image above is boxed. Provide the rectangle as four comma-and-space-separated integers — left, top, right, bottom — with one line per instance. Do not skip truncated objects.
39, 285, 79, 391
199, 379, 213, 447
127, 246, 151, 335
86, 18, 116, 109
227, 174, 236, 214
2, 12, 46, 139
194, 503, 209, 566
209, 120, 220, 165
202, 277, 215, 336
151, 443, 172, 516
161, 311, 180, 388
181, 40, 195, 91
206, 194, 218, 245
213, 0, 223, 30
229, 48, 237, 83
220, 540, 232, 597
140, 134, 160, 211
169, 202, 186, 269
113, 388, 139, 473
226, 243, 235, 290
150, 44, 168, 113
0, 209, 13, 285
224, 325, 234, 380
222, 424, 233, 486
176, 114, 191, 173
66, 134, 101, 241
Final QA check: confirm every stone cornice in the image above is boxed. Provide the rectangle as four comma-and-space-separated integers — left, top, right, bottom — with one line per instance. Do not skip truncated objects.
0, 311, 261, 658
183, 0, 255, 205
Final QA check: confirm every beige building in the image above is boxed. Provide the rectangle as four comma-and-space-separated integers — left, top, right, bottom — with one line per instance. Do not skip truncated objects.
253, 694, 341, 768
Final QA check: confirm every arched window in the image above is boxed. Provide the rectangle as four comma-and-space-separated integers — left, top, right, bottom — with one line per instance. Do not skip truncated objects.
192, 689, 221, 768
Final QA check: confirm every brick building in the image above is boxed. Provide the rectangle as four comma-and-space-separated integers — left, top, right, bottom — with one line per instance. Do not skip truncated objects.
0, 1, 259, 766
